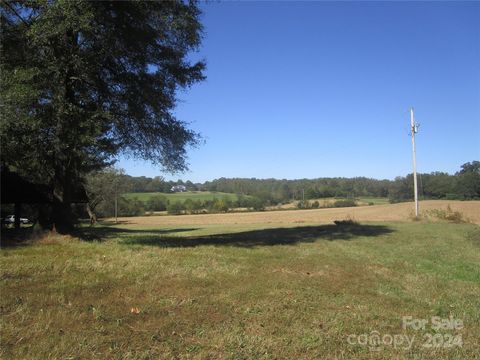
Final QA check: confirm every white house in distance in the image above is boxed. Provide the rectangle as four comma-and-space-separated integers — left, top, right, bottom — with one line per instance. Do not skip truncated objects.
171, 185, 187, 192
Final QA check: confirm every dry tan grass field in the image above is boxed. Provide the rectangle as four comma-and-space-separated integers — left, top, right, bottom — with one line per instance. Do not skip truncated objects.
114, 200, 480, 226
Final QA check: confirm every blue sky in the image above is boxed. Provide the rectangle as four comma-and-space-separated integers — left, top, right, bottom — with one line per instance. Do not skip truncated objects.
118, 1, 480, 182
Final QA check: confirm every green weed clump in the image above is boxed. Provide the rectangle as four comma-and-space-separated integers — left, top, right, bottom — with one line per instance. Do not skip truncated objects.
333, 219, 359, 226
427, 205, 469, 223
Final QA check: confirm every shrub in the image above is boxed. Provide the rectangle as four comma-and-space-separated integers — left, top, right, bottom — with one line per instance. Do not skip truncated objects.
212, 199, 229, 213
332, 199, 357, 208
184, 199, 203, 214
236, 194, 249, 208
250, 197, 265, 211
311, 200, 320, 209
118, 198, 145, 217
296, 200, 310, 209
445, 193, 464, 200
427, 206, 468, 223
334, 219, 359, 226
191, 200, 204, 214
146, 195, 168, 211
167, 202, 185, 215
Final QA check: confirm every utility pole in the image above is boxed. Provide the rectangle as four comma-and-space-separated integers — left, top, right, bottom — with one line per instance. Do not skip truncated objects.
410, 108, 419, 218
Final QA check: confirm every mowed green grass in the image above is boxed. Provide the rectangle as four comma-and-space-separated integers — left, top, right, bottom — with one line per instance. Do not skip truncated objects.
1, 221, 479, 359
124, 191, 241, 203
356, 197, 389, 205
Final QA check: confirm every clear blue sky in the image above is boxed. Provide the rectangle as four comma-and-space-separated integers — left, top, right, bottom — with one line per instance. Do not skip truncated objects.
118, 1, 480, 182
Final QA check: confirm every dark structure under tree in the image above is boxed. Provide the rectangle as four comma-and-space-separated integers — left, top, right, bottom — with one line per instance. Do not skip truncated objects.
1, 168, 87, 229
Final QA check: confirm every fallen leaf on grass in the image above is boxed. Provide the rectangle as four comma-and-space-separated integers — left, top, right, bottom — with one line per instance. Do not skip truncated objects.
130, 307, 141, 314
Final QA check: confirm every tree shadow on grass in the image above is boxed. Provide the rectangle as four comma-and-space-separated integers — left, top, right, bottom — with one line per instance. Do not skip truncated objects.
74, 226, 200, 242
0, 227, 35, 247
115, 223, 394, 248
1, 226, 201, 247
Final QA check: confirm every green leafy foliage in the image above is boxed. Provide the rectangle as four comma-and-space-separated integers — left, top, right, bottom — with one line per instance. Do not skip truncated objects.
332, 199, 357, 208
117, 198, 145, 217
167, 201, 185, 215
146, 195, 169, 212
1, 0, 205, 231
84, 168, 130, 220
388, 162, 480, 203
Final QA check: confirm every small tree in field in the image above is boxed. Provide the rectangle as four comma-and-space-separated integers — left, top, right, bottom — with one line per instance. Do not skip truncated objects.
85, 168, 130, 222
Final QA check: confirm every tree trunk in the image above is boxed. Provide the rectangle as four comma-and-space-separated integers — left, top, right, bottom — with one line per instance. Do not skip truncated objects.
49, 29, 79, 234
52, 199, 73, 234
37, 204, 53, 230
51, 165, 74, 234
86, 203, 97, 225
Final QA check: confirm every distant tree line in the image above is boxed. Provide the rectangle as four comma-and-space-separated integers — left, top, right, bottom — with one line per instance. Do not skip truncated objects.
86, 161, 479, 218
122, 176, 200, 193
201, 177, 390, 205
388, 161, 480, 202
201, 161, 479, 204
123, 161, 479, 204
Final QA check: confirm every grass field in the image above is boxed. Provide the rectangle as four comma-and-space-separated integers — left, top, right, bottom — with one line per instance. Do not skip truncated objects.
124, 191, 241, 203
1, 201, 479, 359
356, 197, 390, 205
112, 200, 480, 226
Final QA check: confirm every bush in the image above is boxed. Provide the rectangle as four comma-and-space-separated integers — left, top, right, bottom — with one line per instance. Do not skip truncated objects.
332, 199, 357, 208
250, 197, 265, 211
146, 195, 168, 211
167, 202, 185, 215
212, 199, 229, 213
118, 198, 145, 217
191, 200, 204, 214
334, 219, 359, 226
297, 200, 310, 209
184, 199, 200, 214
427, 206, 467, 223
445, 193, 464, 200
236, 194, 251, 208
297, 200, 322, 209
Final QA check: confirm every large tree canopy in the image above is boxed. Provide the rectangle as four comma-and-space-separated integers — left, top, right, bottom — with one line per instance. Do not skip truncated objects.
1, 0, 205, 231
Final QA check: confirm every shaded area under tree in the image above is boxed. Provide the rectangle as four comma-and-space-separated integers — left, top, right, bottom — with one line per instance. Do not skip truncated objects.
75, 223, 394, 248
1, 168, 88, 230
